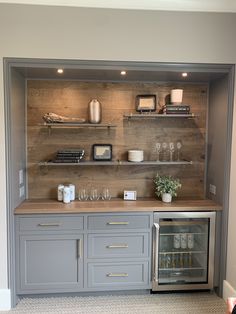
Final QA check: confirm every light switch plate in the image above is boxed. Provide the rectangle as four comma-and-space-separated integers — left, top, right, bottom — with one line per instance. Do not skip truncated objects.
124, 190, 137, 200
19, 169, 24, 185
19, 186, 25, 198
209, 184, 216, 195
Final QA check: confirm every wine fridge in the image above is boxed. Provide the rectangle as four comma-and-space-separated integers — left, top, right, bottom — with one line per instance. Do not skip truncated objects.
152, 211, 216, 291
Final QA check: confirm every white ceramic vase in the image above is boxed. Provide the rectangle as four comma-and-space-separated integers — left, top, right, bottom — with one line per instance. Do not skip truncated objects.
162, 193, 172, 203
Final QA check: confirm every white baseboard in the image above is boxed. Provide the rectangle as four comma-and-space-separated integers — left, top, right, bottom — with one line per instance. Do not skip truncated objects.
0, 289, 11, 311
223, 280, 236, 302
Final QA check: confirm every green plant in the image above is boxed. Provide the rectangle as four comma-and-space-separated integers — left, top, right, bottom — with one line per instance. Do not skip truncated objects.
154, 175, 181, 198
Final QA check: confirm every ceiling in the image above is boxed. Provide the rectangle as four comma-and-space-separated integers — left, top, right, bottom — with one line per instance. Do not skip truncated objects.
1, 0, 236, 12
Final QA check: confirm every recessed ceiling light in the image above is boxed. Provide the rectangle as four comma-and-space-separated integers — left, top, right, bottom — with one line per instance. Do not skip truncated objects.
182, 72, 188, 77
57, 68, 64, 74
121, 71, 127, 76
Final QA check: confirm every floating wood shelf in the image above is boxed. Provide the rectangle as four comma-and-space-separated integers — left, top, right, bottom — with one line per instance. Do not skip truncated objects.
39, 160, 192, 166
123, 113, 197, 119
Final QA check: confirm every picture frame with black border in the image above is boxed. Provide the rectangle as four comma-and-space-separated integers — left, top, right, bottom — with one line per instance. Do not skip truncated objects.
136, 94, 156, 112
92, 144, 112, 161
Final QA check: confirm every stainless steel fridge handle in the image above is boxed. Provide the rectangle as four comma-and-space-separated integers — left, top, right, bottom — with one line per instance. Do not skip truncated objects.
153, 223, 160, 283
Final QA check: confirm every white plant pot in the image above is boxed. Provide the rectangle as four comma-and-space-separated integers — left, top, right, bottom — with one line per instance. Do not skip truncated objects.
162, 193, 172, 203
170, 89, 183, 104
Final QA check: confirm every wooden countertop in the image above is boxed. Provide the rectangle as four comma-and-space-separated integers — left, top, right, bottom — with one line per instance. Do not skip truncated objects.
14, 198, 222, 214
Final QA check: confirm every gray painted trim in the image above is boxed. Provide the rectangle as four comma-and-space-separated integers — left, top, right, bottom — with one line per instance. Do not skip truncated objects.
3, 59, 17, 306
4, 58, 233, 74
204, 82, 210, 197
218, 66, 235, 296
3, 57, 235, 304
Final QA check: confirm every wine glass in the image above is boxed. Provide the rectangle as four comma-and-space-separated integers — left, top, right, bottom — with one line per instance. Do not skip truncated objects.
169, 142, 175, 162
78, 189, 88, 201
89, 188, 100, 201
155, 142, 162, 162
176, 141, 182, 161
101, 188, 111, 200
162, 142, 169, 162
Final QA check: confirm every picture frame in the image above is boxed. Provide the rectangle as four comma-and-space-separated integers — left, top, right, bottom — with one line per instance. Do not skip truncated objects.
92, 144, 112, 161
136, 94, 156, 112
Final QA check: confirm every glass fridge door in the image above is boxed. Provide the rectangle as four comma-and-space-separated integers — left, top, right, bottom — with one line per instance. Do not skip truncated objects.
158, 217, 209, 285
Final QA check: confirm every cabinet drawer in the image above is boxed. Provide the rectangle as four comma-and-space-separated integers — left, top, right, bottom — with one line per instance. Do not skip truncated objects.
88, 233, 149, 258
19, 216, 84, 232
88, 261, 149, 288
87, 214, 150, 230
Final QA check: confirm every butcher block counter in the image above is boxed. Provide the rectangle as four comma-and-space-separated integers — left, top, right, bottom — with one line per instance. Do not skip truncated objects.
14, 198, 222, 214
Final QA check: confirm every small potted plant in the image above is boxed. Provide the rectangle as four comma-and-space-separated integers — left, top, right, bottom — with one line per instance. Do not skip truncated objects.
154, 174, 181, 203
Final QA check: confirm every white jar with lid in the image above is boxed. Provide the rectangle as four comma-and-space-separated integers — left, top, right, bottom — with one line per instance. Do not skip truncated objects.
63, 186, 71, 204
57, 184, 64, 201
69, 184, 75, 201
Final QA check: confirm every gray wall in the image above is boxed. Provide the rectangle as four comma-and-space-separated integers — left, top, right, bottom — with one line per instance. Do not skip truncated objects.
0, 3, 236, 305
1, 4, 236, 63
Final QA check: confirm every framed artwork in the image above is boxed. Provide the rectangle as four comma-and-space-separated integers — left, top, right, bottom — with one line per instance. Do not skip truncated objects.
136, 94, 156, 112
92, 144, 112, 161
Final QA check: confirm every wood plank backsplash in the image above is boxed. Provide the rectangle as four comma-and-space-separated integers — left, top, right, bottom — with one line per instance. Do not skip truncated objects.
27, 80, 207, 199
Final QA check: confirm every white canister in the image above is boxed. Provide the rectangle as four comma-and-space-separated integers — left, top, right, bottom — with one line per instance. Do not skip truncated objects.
170, 89, 183, 104
63, 186, 71, 204
180, 233, 187, 249
69, 184, 75, 201
57, 184, 64, 201
187, 233, 194, 249
173, 234, 181, 249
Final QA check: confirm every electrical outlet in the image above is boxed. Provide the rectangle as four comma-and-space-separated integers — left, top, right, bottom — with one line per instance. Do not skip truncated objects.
19, 169, 24, 185
209, 184, 216, 195
19, 186, 25, 198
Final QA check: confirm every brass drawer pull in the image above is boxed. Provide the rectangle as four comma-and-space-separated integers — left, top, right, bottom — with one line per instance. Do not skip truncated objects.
107, 222, 129, 225
106, 273, 128, 277
107, 244, 128, 249
77, 239, 82, 258
38, 223, 62, 227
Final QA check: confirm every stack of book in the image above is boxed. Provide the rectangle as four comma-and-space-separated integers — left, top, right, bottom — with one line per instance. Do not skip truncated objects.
53, 149, 85, 163
163, 104, 191, 114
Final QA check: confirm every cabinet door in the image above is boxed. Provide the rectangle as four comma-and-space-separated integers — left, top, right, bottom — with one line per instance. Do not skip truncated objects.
18, 234, 83, 293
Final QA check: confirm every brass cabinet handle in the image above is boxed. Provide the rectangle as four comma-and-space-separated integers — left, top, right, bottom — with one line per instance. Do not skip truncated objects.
38, 223, 62, 227
77, 239, 82, 258
107, 222, 129, 225
106, 273, 128, 277
106, 244, 128, 249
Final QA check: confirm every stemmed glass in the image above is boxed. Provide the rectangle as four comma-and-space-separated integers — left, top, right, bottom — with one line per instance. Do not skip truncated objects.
176, 141, 182, 161
78, 189, 88, 201
169, 142, 175, 162
162, 142, 169, 162
101, 188, 111, 200
155, 143, 161, 162
89, 188, 100, 201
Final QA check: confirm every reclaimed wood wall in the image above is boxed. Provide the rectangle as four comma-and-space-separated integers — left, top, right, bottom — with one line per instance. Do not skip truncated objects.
27, 80, 207, 199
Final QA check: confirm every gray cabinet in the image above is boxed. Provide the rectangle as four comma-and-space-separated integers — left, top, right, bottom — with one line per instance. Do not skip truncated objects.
85, 213, 152, 291
19, 234, 83, 293
88, 261, 149, 289
87, 233, 149, 258
15, 212, 153, 295
16, 214, 84, 294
